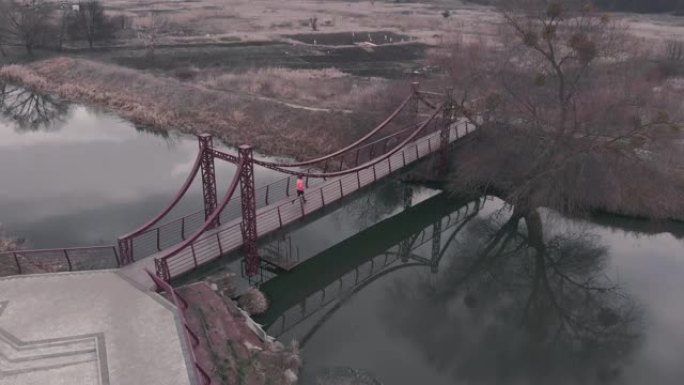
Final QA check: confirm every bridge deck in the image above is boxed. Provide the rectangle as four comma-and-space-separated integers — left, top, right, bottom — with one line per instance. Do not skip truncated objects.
122, 122, 472, 288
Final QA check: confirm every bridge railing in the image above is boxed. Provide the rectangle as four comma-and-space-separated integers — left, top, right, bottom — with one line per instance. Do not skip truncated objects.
0, 245, 120, 277
285, 118, 444, 178
125, 170, 329, 262
146, 270, 212, 385
156, 120, 473, 279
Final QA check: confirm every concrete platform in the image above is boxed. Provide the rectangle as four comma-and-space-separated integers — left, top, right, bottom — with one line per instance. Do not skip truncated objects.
0, 271, 194, 385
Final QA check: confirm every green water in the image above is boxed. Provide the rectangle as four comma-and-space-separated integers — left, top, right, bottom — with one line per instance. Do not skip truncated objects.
256, 190, 684, 385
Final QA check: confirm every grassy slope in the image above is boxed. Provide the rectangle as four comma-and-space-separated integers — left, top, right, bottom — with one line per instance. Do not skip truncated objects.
0, 57, 407, 158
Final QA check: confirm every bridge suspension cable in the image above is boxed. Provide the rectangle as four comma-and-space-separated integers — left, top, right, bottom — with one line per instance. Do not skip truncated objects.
254, 104, 444, 179
117, 148, 204, 264
251, 92, 416, 168
154, 156, 246, 280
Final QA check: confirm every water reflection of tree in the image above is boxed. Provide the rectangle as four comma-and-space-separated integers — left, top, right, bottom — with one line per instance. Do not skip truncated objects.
134, 123, 171, 139
0, 83, 69, 131
382, 210, 641, 384
342, 179, 407, 228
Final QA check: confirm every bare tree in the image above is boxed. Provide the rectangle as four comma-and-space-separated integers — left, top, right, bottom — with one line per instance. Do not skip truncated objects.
665, 39, 684, 62
432, 0, 684, 218
0, 0, 9, 57
1, 0, 54, 55
0, 83, 69, 131
0, 224, 23, 253
68, 1, 118, 48
137, 11, 167, 57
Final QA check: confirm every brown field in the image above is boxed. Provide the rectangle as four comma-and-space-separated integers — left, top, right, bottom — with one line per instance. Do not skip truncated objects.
3, 0, 684, 159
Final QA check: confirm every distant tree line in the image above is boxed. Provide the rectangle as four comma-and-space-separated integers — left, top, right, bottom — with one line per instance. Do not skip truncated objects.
594, 0, 684, 13
0, 0, 122, 56
464, 0, 684, 14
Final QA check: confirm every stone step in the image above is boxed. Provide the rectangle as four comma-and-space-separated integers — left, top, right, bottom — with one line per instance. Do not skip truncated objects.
0, 333, 96, 360
0, 346, 96, 372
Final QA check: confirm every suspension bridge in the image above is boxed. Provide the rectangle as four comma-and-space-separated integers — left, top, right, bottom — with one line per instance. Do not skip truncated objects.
0, 85, 477, 286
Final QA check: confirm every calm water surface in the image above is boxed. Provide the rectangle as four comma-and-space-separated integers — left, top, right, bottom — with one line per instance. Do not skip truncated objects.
259, 194, 684, 385
0, 87, 283, 248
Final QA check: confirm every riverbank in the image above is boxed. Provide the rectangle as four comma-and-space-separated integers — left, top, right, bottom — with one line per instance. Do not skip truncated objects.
178, 281, 301, 385
0, 57, 406, 159
403, 136, 684, 224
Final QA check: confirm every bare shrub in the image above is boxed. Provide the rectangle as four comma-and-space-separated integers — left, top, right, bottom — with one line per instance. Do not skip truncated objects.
238, 287, 268, 315
1, 0, 55, 55
665, 39, 684, 62
67, 1, 120, 48
658, 39, 684, 78
0, 225, 22, 252
433, 0, 684, 218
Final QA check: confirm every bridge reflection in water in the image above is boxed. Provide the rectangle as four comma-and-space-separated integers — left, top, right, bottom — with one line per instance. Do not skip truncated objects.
260, 194, 643, 385
256, 193, 486, 340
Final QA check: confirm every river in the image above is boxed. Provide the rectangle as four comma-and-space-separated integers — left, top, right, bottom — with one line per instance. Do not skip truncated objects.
0, 85, 285, 248
3, 87, 684, 385
258, 192, 684, 385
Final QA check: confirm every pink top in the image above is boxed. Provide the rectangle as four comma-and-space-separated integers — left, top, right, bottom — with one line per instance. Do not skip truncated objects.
296, 179, 305, 191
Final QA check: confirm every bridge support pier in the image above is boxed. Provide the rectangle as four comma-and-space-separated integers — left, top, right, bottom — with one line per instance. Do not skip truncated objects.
199, 134, 219, 228
239, 145, 260, 277
439, 89, 454, 176
431, 220, 442, 273
411, 81, 420, 127
117, 238, 133, 266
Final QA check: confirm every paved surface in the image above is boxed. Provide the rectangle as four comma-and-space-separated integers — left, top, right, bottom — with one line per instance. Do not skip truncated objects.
0, 271, 194, 385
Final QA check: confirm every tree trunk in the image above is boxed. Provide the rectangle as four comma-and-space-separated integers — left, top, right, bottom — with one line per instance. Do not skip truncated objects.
524, 209, 545, 253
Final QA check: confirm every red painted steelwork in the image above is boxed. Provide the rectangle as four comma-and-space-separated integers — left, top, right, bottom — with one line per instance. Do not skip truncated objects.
0, 245, 120, 277
252, 92, 415, 168
412, 82, 420, 127
199, 135, 219, 228
210, 148, 239, 163
253, 104, 444, 179
146, 270, 212, 385
117, 140, 204, 264
239, 145, 260, 277
439, 90, 455, 175
154, 157, 245, 280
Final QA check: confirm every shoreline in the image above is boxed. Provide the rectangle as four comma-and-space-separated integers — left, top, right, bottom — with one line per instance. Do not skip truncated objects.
0, 57, 402, 161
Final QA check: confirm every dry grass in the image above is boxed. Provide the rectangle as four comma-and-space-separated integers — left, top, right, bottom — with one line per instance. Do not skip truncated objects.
0, 57, 407, 158
197, 67, 395, 110
102, 0, 473, 44
0, 225, 26, 277
238, 288, 269, 315
0, 225, 22, 253
95, 0, 684, 50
